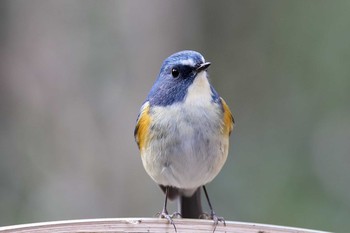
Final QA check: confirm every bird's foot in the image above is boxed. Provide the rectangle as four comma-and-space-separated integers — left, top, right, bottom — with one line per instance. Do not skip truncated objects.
155, 210, 181, 232
200, 211, 226, 232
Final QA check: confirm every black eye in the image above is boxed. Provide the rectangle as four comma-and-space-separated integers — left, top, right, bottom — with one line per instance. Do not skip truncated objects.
171, 68, 179, 78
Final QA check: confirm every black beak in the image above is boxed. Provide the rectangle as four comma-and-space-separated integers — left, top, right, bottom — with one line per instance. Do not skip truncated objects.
196, 62, 211, 72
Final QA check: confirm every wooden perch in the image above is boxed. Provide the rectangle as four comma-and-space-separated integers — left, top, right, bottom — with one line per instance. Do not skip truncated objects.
0, 218, 330, 233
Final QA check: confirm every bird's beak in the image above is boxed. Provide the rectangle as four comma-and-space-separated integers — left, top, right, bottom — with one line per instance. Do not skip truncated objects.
196, 62, 211, 72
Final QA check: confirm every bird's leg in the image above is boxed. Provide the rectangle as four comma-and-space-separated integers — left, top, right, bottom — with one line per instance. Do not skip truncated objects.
202, 185, 226, 232
157, 186, 178, 232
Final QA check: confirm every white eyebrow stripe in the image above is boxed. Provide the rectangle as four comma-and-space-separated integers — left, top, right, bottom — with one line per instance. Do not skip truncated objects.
179, 57, 205, 67
179, 59, 196, 66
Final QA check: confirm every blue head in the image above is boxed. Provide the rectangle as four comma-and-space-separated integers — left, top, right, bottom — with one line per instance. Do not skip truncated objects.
147, 50, 219, 106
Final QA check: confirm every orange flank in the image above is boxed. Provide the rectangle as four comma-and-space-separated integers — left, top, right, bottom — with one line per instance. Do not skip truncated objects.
134, 102, 151, 151
220, 97, 234, 136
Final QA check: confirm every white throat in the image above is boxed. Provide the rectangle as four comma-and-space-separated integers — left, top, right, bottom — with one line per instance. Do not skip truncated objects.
184, 71, 212, 104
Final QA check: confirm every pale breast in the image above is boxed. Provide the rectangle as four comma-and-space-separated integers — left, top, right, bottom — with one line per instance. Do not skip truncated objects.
141, 101, 229, 190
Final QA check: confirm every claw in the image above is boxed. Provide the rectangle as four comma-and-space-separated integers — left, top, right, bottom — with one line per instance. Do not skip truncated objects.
200, 211, 225, 233
210, 211, 226, 233
211, 211, 226, 225
157, 210, 180, 232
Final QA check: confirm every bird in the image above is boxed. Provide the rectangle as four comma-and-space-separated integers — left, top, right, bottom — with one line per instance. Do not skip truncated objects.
134, 50, 234, 231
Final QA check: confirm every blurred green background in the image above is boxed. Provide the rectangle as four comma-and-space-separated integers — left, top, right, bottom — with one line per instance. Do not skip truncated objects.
1, 0, 349, 232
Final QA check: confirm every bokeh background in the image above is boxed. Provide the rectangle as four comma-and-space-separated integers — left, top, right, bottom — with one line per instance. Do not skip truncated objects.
1, 1, 350, 232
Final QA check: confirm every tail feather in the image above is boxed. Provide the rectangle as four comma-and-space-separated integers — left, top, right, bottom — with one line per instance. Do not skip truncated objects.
180, 188, 202, 218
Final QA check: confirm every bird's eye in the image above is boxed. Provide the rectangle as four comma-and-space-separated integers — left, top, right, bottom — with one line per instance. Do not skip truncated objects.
171, 68, 179, 78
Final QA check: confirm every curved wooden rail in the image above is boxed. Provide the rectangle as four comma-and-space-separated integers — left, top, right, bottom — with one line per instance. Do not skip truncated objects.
0, 218, 330, 233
